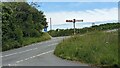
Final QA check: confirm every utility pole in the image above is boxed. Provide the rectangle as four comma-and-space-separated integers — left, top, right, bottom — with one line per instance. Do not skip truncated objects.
50, 18, 52, 30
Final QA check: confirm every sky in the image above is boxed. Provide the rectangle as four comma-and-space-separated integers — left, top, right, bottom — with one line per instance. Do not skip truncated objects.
30, 2, 118, 30
27, 0, 119, 2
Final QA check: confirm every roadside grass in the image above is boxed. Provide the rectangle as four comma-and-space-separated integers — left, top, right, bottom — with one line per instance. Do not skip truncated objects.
22, 33, 51, 46
54, 31, 118, 66
2, 33, 51, 51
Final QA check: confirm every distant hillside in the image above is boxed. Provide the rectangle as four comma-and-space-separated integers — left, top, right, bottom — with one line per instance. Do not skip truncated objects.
48, 23, 120, 37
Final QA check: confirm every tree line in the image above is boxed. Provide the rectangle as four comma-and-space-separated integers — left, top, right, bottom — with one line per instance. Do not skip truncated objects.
48, 23, 120, 37
2, 2, 48, 51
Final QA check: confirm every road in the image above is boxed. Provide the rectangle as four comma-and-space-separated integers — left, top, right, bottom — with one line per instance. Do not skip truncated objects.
1, 37, 88, 66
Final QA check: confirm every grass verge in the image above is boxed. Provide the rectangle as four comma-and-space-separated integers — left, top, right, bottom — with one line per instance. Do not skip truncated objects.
54, 31, 118, 67
22, 32, 51, 46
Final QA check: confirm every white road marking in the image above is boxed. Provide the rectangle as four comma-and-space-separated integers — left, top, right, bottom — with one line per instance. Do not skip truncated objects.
15, 50, 54, 64
24, 58, 29, 61
2, 53, 18, 57
8, 63, 17, 66
2, 43, 57, 58
2, 48, 38, 58
48, 43, 58, 47
8, 64, 11, 66
3, 43, 58, 66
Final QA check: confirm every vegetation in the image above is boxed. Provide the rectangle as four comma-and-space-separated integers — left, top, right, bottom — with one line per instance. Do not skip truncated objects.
0, 3, 2, 51
2, 2, 50, 51
3, 33, 51, 51
22, 33, 51, 46
48, 23, 120, 37
54, 31, 118, 67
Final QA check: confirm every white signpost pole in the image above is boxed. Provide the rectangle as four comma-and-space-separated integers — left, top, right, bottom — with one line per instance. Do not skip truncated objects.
73, 19, 76, 35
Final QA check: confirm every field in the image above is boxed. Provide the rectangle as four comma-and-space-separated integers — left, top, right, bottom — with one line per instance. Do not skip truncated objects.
54, 30, 118, 66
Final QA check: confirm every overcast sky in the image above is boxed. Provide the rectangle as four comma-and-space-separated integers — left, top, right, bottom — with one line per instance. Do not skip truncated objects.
36, 2, 118, 30
26, 1, 119, 30
1, 0, 119, 30
27, 0, 119, 2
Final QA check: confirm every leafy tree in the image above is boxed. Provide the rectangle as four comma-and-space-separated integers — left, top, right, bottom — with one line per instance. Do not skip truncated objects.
2, 2, 48, 51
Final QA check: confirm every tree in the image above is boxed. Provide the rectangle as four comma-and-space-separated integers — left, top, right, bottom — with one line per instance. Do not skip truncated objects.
2, 2, 48, 51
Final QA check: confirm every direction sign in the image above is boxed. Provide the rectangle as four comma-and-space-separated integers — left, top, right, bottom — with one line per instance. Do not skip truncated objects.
75, 20, 83, 22
44, 27, 47, 32
66, 20, 83, 22
66, 20, 73, 22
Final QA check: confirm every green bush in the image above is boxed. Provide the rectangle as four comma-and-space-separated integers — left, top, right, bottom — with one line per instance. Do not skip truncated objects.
2, 40, 21, 51
2, 32, 51, 51
30, 29, 42, 37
